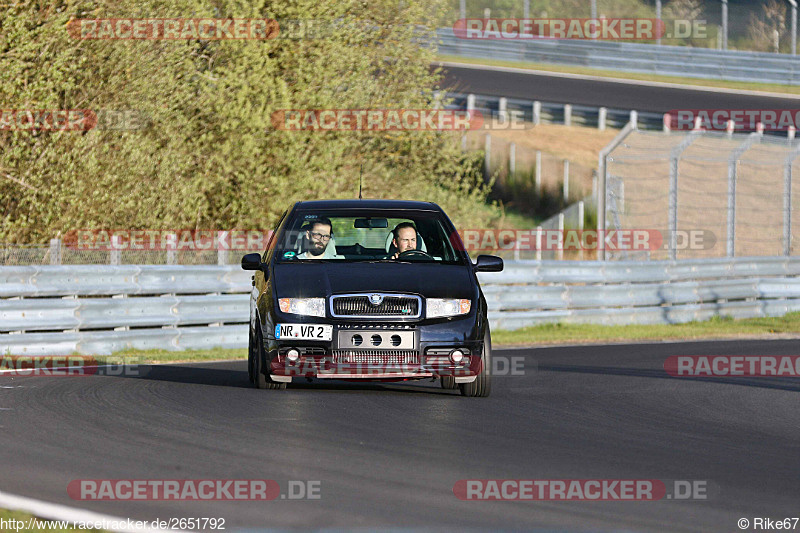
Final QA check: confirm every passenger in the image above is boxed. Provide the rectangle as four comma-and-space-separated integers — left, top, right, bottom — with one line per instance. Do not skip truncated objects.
298, 217, 335, 259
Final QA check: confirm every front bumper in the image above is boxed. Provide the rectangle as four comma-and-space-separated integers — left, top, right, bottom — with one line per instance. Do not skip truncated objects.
264, 317, 484, 381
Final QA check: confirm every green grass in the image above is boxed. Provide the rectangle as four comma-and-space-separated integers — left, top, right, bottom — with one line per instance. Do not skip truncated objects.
436, 54, 800, 95
493, 312, 800, 346
109, 348, 246, 364
0, 509, 106, 532
96, 313, 800, 364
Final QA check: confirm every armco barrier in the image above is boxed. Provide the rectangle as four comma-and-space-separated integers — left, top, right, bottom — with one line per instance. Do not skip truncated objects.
1, 258, 798, 354
436, 28, 800, 85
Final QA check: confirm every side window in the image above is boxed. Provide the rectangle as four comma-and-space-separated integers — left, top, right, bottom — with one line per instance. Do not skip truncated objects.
262, 210, 288, 262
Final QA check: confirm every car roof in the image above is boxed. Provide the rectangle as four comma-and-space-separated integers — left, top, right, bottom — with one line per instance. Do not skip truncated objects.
293, 199, 442, 212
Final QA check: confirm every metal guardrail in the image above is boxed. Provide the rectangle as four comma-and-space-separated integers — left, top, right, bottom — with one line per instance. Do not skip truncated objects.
436, 28, 800, 86
1, 258, 798, 354
447, 92, 664, 131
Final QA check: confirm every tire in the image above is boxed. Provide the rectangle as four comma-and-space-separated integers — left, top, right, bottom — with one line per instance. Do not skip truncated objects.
254, 325, 287, 390
247, 325, 256, 384
459, 331, 492, 397
440, 375, 457, 389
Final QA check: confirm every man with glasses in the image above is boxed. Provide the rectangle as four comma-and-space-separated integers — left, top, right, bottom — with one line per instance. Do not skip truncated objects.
298, 217, 341, 259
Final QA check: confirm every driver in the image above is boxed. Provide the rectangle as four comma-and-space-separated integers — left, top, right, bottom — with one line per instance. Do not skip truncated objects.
390, 222, 418, 259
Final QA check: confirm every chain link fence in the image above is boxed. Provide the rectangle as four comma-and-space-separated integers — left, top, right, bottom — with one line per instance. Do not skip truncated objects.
604, 128, 800, 260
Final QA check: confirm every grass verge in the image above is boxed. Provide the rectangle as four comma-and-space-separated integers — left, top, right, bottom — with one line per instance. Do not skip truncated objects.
0, 509, 105, 532
436, 55, 800, 96
492, 313, 800, 346
94, 314, 800, 364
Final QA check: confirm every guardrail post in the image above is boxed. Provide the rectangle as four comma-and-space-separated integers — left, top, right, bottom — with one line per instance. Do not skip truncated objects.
599, 107, 607, 131
110, 235, 121, 265
499, 97, 508, 122
533, 101, 541, 126
629, 110, 638, 128
789, 126, 796, 141
49, 238, 61, 265
563, 160, 569, 200
484, 134, 491, 180
467, 94, 475, 114
564, 104, 572, 127
557, 213, 564, 260
509, 142, 516, 177
535, 150, 542, 195
663, 113, 671, 132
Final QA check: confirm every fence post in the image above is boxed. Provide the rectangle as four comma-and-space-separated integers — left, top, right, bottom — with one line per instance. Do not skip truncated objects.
557, 213, 564, 260
535, 150, 542, 195
599, 107, 607, 131
727, 132, 762, 257
562, 160, 570, 200
110, 235, 121, 265
49, 238, 61, 265
499, 97, 508, 122
662, 113, 671, 132
218, 231, 228, 265
578, 200, 585, 260
564, 104, 572, 127
597, 122, 637, 261
461, 132, 467, 151
166, 233, 177, 265
784, 159, 793, 256
484, 134, 491, 180
668, 130, 703, 260
467, 93, 475, 114
784, 147, 800, 255
509, 142, 516, 177
535, 225, 542, 261
532, 101, 541, 126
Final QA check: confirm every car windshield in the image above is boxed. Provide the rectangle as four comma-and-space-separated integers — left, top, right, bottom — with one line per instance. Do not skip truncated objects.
274, 209, 466, 264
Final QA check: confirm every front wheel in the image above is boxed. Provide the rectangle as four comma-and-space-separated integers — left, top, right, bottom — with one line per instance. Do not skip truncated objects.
254, 326, 287, 390
440, 375, 457, 389
460, 332, 492, 397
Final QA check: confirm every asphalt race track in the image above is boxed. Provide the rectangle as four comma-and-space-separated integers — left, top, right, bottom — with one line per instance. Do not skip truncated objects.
437, 63, 800, 113
1, 339, 798, 532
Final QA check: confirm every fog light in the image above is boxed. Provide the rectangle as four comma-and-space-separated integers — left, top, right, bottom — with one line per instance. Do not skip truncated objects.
286, 348, 300, 362
449, 349, 465, 364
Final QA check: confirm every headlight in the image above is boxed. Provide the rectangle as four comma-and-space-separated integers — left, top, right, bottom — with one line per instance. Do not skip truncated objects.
426, 298, 471, 318
278, 298, 326, 317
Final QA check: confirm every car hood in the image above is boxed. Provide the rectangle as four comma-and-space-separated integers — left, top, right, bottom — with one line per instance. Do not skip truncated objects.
273, 261, 475, 299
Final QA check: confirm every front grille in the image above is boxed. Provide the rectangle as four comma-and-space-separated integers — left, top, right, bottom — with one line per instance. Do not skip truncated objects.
332, 350, 420, 365
331, 294, 421, 318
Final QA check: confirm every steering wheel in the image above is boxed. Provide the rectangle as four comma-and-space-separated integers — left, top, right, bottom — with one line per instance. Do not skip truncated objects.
398, 249, 433, 259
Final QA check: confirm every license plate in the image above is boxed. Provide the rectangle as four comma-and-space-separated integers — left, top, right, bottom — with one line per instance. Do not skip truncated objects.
275, 324, 332, 341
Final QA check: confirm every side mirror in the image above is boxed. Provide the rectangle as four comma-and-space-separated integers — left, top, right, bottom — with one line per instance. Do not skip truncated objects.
474, 254, 504, 272
241, 253, 265, 271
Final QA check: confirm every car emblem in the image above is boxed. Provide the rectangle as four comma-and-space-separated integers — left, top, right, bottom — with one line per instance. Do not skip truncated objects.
368, 294, 384, 306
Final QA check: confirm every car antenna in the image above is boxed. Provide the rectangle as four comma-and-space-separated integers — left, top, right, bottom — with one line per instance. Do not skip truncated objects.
358, 164, 363, 199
